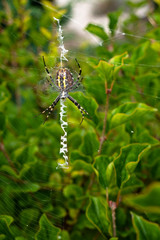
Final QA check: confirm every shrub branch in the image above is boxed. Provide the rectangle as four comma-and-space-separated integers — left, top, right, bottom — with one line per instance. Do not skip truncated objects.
98, 80, 114, 154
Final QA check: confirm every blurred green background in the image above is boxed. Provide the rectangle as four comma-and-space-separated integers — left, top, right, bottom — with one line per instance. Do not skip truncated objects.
0, 0, 160, 239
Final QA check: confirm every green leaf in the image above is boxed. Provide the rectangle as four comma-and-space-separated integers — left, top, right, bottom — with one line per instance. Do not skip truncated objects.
154, 0, 160, 6
69, 92, 98, 125
35, 214, 61, 240
0, 84, 10, 108
70, 231, 82, 240
70, 150, 91, 163
0, 190, 15, 216
86, 197, 110, 238
94, 156, 112, 189
109, 52, 128, 75
80, 131, 99, 157
40, 27, 52, 40
0, 112, 5, 133
106, 162, 117, 190
124, 182, 160, 213
130, 41, 158, 74
108, 10, 121, 35
132, 212, 160, 240
7, 182, 40, 193
85, 23, 108, 40
121, 174, 144, 194
19, 208, 40, 230
109, 103, 157, 129
132, 128, 159, 145
15, 237, 27, 240
76, 214, 95, 230
114, 143, 150, 189
96, 60, 114, 84
52, 206, 66, 218
72, 160, 93, 174
13, 145, 38, 165
94, 144, 149, 194
0, 215, 14, 225
0, 215, 14, 240
96, 52, 128, 84
127, 0, 147, 7
63, 184, 83, 199
0, 165, 18, 178
59, 230, 70, 240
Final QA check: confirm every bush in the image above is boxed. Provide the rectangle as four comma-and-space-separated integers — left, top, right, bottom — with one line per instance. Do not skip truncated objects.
0, 0, 160, 239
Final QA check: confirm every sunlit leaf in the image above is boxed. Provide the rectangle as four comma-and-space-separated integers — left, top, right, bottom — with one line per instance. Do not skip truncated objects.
109, 52, 128, 75
96, 60, 114, 83
108, 10, 121, 35
154, 0, 160, 5
109, 102, 157, 129
85, 23, 108, 40
40, 27, 52, 40
96, 52, 128, 85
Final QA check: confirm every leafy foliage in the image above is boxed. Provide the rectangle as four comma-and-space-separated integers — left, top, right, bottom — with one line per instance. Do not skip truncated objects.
0, 0, 160, 239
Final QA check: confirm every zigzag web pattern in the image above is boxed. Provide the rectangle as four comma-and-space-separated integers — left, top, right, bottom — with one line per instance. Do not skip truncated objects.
54, 18, 69, 169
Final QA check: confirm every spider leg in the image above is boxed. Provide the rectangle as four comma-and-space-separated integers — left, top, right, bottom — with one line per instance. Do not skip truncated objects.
70, 83, 81, 91
46, 77, 58, 91
66, 59, 82, 92
68, 95, 89, 125
42, 56, 59, 90
75, 58, 82, 82
46, 77, 53, 87
67, 77, 83, 92
42, 95, 60, 123
67, 83, 80, 92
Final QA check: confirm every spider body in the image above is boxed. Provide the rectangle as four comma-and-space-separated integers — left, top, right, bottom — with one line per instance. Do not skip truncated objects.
56, 68, 73, 91
42, 57, 89, 124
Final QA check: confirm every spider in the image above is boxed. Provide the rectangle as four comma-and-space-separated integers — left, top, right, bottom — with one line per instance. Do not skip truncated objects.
41, 56, 89, 124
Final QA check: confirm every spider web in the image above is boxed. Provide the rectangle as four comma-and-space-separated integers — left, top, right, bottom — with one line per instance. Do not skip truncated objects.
0, 0, 160, 239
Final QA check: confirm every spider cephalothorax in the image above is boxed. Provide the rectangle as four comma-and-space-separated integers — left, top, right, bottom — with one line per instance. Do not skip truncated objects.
41, 56, 89, 124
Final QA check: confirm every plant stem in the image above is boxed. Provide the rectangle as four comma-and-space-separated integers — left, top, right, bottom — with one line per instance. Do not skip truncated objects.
106, 188, 117, 237
111, 202, 117, 237
98, 79, 114, 154
0, 140, 18, 174
98, 86, 110, 154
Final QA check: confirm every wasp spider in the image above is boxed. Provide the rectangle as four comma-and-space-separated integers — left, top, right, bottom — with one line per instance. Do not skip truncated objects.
41, 56, 89, 124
